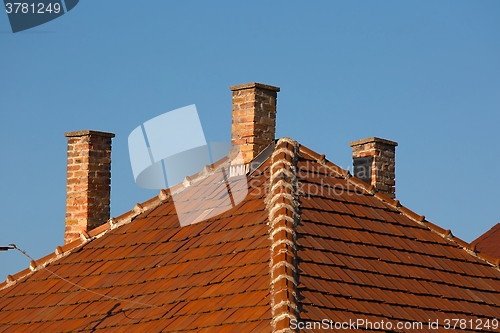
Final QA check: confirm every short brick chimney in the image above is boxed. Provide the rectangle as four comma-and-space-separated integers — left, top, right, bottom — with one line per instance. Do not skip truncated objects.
349, 137, 398, 198
230, 82, 280, 164
64, 130, 115, 244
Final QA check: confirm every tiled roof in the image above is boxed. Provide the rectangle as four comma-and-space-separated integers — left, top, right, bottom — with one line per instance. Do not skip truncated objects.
294, 143, 500, 332
0, 153, 273, 332
1, 138, 500, 332
472, 223, 500, 259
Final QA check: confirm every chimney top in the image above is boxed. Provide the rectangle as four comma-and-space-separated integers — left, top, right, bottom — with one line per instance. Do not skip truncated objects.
230, 82, 280, 92
349, 137, 398, 148
350, 137, 398, 198
65, 130, 115, 138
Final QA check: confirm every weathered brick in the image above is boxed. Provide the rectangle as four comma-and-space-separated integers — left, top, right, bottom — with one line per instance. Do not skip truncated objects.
231, 83, 280, 164
350, 137, 398, 198
64, 130, 115, 244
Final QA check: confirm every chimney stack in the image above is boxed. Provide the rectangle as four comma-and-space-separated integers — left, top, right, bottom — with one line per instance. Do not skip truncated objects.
65, 130, 115, 244
230, 82, 280, 164
350, 137, 398, 198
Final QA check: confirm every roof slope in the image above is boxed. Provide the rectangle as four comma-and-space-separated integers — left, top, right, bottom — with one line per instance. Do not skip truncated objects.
294, 144, 500, 332
0, 156, 274, 332
472, 223, 500, 259
1, 138, 500, 333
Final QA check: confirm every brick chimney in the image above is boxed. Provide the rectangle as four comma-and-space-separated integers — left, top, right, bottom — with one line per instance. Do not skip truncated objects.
64, 130, 115, 244
230, 82, 280, 164
349, 137, 398, 198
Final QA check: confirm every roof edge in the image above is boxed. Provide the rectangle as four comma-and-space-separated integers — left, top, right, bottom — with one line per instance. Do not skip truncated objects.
471, 222, 500, 252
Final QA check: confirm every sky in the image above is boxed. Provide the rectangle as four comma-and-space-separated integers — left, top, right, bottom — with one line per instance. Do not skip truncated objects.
1, 1, 499, 280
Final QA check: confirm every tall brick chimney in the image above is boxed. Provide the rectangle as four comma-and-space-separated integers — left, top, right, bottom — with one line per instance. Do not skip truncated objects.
64, 130, 115, 244
230, 82, 280, 164
349, 137, 398, 198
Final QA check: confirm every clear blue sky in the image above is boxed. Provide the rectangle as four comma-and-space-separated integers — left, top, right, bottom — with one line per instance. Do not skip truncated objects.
1, 1, 499, 280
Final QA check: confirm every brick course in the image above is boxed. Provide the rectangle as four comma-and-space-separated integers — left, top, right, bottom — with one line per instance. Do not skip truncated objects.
64, 130, 115, 244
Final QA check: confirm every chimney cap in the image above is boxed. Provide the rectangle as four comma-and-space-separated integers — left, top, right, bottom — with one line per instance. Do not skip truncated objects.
65, 130, 115, 138
230, 82, 280, 92
349, 137, 398, 147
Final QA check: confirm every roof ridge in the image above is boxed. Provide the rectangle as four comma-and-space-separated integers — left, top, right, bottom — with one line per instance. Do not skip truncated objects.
266, 137, 301, 333
0, 155, 237, 291
298, 144, 500, 271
